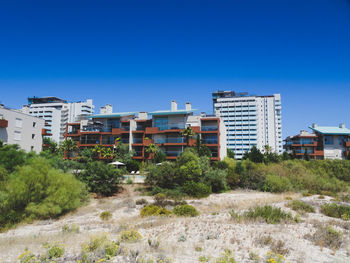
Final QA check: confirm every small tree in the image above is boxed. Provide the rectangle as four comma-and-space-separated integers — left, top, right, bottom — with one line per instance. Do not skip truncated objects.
145, 143, 158, 162
60, 139, 78, 159
92, 144, 104, 158
181, 126, 195, 147
43, 137, 59, 155
243, 146, 264, 163
227, 149, 235, 159
304, 148, 310, 161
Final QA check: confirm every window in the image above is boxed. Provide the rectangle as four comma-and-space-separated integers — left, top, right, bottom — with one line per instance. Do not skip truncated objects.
154, 117, 168, 130
32, 134, 35, 139
325, 136, 333, 145
15, 118, 22, 128
33, 122, 36, 127
14, 131, 21, 141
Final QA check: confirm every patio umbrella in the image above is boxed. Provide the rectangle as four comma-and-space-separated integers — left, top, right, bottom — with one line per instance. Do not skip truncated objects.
109, 161, 126, 168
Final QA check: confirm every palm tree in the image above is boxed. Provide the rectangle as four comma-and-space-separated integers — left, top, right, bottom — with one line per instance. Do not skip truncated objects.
181, 126, 195, 147
145, 143, 158, 162
43, 137, 58, 154
93, 144, 104, 159
264, 145, 272, 154
101, 147, 115, 159
60, 138, 78, 159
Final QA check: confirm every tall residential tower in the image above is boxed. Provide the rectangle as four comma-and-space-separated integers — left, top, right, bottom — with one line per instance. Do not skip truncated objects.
212, 91, 282, 159
22, 97, 94, 143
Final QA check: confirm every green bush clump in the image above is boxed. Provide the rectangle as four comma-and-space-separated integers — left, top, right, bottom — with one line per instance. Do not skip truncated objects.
287, 200, 315, 213
80, 235, 120, 262
183, 181, 211, 198
78, 161, 124, 196
62, 223, 80, 233
309, 226, 343, 250
119, 229, 142, 242
140, 205, 172, 217
43, 242, 65, 259
243, 205, 295, 224
263, 174, 292, 193
100, 211, 112, 221
173, 204, 199, 217
0, 158, 88, 230
213, 250, 236, 263
320, 203, 350, 220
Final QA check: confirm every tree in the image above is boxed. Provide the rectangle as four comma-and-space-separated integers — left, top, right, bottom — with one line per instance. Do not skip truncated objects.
0, 144, 27, 173
92, 144, 104, 158
198, 145, 212, 157
181, 126, 195, 147
80, 161, 123, 196
145, 143, 158, 162
281, 151, 291, 161
243, 146, 264, 163
101, 147, 115, 159
304, 148, 310, 161
227, 149, 235, 159
264, 145, 272, 154
114, 143, 133, 163
176, 148, 202, 185
60, 139, 78, 159
43, 137, 59, 155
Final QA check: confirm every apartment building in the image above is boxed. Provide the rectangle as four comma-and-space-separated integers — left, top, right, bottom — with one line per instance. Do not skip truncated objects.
22, 97, 94, 143
212, 91, 282, 159
0, 105, 45, 153
65, 101, 227, 161
284, 124, 350, 160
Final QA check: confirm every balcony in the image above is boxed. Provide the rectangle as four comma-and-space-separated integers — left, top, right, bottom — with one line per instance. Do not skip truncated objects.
0, 119, 8, 128
155, 124, 186, 131
133, 138, 143, 144
166, 151, 182, 157
201, 126, 218, 132
155, 138, 184, 144
80, 139, 100, 145
202, 139, 218, 144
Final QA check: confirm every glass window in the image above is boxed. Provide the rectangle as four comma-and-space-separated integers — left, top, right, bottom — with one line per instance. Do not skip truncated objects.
15, 118, 22, 128
14, 131, 21, 141
154, 117, 168, 130
325, 136, 333, 145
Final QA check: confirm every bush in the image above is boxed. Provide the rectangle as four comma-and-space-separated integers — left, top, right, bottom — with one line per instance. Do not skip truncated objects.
287, 200, 315, 213
100, 211, 112, 221
243, 205, 295, 224
263, 174, 292, 193
182, 181, 211, 198
61, 223, 80, 233
320, 203, 350, 220
80, 161, 123, 196
80, 235, 120, 262
173, 204, 199, 217
140, 205, 172, 217
0, 158, 88, 229
309, 226, 343, 250
44, 242, 65, 259
119, 229, 142, 242
203, 169, 229, 193
135, 198, 148, 205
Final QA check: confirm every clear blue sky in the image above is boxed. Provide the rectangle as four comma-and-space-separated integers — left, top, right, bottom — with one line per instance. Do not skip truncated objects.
1, 0, 350, 137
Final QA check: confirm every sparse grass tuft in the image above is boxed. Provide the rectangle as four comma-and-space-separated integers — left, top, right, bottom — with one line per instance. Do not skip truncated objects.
308, 226, 343, 250
136, 198, 148, 205
99, 211, 112, 221
61, 223, 80, 233
119, 229, 142, 242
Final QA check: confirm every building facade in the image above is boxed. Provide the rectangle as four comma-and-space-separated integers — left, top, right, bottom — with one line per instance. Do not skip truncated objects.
65, 101, 227, 161
0, 105, 45, 153
284, 124, 350, 160
22, 97, 94, 143
212, 91, 282, 159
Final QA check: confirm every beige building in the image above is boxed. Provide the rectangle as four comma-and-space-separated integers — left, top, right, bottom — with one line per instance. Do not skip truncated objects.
0, 105, 45, 153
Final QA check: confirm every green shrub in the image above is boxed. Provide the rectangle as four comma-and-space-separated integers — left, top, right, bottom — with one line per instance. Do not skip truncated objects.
80, 235, 120, 262
119, 229, 142, 242
153, 193, 167, 206
309, 226, 343, 250
0, 158, 88, 230
79, 161, 123, 196
100, 211, 112, 221
213, 250, 236, 263
320, 203, 350, 220
183, 181, 211, 198
203, 169, 229, 193
136, 198, 148, 205
243, 205, 295, 224
287, 200, 315, 213
126, 178, 133, 184
173, 204, 199, 217
43, 242, 65, 259
140, 205, 172, 217
263, 174, 292, 193
62, 223, 80, 233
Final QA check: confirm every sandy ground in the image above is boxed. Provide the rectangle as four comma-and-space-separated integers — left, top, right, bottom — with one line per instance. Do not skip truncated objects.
0, 187, 349, 263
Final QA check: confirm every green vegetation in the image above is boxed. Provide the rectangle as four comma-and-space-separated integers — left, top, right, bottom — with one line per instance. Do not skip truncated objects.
100, 211, 112, 221
119, 229, 142, 242
140, 205, 172, 217
242, 205, 297, 224
80, 234, 120, 262
308, 226, 343, 250
320, 203, 350, 220
287, 200, 315, 213
173, 204, 199, 217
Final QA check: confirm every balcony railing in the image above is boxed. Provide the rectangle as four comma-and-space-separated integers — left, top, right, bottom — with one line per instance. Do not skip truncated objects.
166, 151, 182, 157
133, 138, 143, 143
82, 127, 102, 132
203, 139, 218, 144
201, 126, 218, 131
80, 139, 100, 144
155, 124, 186, 131
155, 138, 184, 144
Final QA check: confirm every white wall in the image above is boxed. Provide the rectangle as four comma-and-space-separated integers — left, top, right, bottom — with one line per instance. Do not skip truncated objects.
0, 108, 45, 153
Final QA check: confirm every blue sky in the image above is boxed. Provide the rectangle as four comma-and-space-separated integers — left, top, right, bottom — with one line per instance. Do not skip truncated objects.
1, 0, 350, 136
